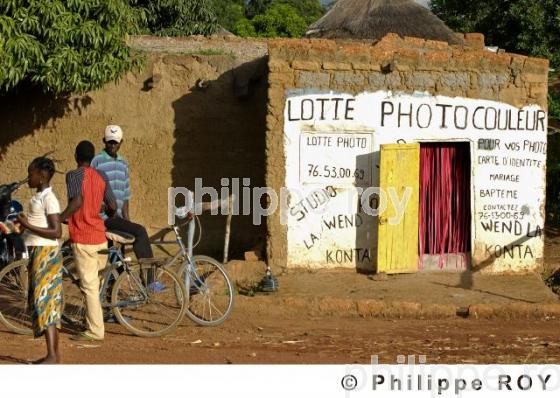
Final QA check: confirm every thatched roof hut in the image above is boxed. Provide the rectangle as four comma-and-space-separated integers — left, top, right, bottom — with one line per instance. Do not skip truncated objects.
306, 0, 462, 45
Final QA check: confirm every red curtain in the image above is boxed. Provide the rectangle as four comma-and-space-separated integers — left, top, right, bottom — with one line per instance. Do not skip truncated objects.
418, 143, 471, 266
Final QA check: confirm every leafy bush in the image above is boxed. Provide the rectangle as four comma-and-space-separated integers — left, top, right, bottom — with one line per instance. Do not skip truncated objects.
549, 91, 560, 121
431, 0, 560, 69
235, 4, 308, 38
0, 0, 142, 93
224, 0, 325, 38
246, 0, 325, 24
211, 0, 245, 32
133, 0, 218, 36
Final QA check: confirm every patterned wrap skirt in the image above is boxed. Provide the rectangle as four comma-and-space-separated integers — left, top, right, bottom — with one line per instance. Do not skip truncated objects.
28, 246, 63, 337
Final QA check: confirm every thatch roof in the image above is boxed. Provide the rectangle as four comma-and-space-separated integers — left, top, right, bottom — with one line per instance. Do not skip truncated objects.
306, 0, 462, 45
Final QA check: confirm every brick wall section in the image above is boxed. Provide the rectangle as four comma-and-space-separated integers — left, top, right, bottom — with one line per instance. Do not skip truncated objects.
0, 37, 268, 258
266, 33, 549, 270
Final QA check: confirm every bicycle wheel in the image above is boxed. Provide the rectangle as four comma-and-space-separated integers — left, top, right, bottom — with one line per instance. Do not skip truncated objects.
60, 253, 84, 328
111, 264, 187, 337
177, 255, 234, 327
62, 260, 119, 329
0, 260, 32, 335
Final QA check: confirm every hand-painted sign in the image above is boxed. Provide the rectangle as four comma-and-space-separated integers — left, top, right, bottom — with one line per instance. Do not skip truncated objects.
299, 132, 373, 186
284, 90, 547, 272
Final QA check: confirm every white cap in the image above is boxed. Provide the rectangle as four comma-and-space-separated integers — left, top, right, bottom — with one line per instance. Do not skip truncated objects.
104, 125, 123, 143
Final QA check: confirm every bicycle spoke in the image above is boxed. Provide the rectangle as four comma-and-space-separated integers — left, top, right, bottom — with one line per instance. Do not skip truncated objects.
208, 298, 224, 319
146, 296, 183, 317
0, 261, 33, 335
112, 266, 185, 337
180, 256, 233, 326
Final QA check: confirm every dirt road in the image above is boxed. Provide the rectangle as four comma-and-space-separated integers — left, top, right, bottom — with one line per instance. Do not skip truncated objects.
2, 311, 559, 364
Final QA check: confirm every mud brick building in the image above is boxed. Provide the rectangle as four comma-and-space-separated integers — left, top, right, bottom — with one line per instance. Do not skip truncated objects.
266, 34, 549, 274
0, 31, 549, 274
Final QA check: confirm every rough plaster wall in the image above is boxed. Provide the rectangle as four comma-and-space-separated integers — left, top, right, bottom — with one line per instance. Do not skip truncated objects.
0, 37, 268, 259
266, 33, 549, 272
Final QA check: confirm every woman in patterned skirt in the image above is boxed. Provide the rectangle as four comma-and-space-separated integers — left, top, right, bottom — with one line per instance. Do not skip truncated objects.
16, 157, 62, 364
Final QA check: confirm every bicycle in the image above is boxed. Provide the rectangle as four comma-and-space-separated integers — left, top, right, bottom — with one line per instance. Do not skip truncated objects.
151, 208, 234, 327
0, 245, 113, 336
61, 211, 235, 330
0, 230, 188, 338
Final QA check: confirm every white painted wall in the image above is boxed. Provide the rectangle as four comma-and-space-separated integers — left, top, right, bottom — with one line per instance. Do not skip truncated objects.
283, 90, 547, 273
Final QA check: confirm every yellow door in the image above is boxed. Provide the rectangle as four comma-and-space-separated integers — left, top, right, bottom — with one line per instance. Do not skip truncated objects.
377, 143, 419, 274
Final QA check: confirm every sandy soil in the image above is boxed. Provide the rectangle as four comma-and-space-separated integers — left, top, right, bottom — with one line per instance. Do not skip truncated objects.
2, 230, 560, 365
2, 310, 560, 364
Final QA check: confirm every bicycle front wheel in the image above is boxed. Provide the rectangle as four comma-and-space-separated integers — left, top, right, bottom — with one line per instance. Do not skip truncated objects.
177, 255, 234, 327
0, 260, 32, 335
111, 264, 187, 337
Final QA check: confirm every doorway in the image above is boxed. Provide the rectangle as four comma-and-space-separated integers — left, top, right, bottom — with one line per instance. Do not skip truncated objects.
418, 142, 471, 270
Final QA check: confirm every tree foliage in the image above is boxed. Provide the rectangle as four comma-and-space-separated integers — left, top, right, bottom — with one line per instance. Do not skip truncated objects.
550, 91, 560, 121
246, 0, 325, 24
134, 0, 218, 36
238, 3, 308, 38
211, 0, 245, 32
245, 0, 270, 18
225, 0, 325, 38
246, 0, 324, 23
430, 0, 560, 69
275, 0, 326, 24
0, 0, 142, 94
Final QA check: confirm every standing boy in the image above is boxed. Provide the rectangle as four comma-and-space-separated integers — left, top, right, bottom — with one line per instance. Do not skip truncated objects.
60, 141, 116, 341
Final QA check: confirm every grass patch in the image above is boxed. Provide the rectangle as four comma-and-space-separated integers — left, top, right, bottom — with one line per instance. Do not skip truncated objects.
186, 48, 233, 57
131, 47, 237, 59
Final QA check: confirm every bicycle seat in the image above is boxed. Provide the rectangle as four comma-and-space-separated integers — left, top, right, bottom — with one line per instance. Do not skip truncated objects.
105, 230, 136, 244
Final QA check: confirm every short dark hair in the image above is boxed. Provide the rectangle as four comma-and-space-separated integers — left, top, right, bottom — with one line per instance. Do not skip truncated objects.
30, 157, 56, 180
76, 140, 95, 163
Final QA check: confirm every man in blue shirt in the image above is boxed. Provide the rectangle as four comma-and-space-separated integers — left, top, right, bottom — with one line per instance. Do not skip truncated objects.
91, 125, 153, 260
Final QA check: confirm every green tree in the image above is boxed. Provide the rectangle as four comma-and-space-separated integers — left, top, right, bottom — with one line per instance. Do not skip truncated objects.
236, 3, 308, 38
245, 0, 271, 19
246, 0, 325, 24
212, 0, 245, 31
550, 91, 560, 120
274, 0, 325, 24
134, 0, 218, 36
0, 0, 142, 93
430, 0, 560, 68
234, 17, 257, 37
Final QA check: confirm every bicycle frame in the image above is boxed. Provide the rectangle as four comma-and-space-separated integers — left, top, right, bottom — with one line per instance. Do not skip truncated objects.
60, 244, 141, 313
153, 218, 203, 292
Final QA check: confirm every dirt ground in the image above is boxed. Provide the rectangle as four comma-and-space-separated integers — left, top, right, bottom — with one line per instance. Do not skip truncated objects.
2, 231, 560, 365
2, 311, 560, 364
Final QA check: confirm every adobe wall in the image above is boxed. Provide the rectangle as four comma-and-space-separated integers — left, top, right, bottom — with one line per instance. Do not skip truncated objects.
0, 36, 268, 258
266, 34, 549, 273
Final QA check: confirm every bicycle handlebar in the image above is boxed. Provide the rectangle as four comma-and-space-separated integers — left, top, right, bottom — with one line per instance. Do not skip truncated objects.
0, 178, 28, 200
